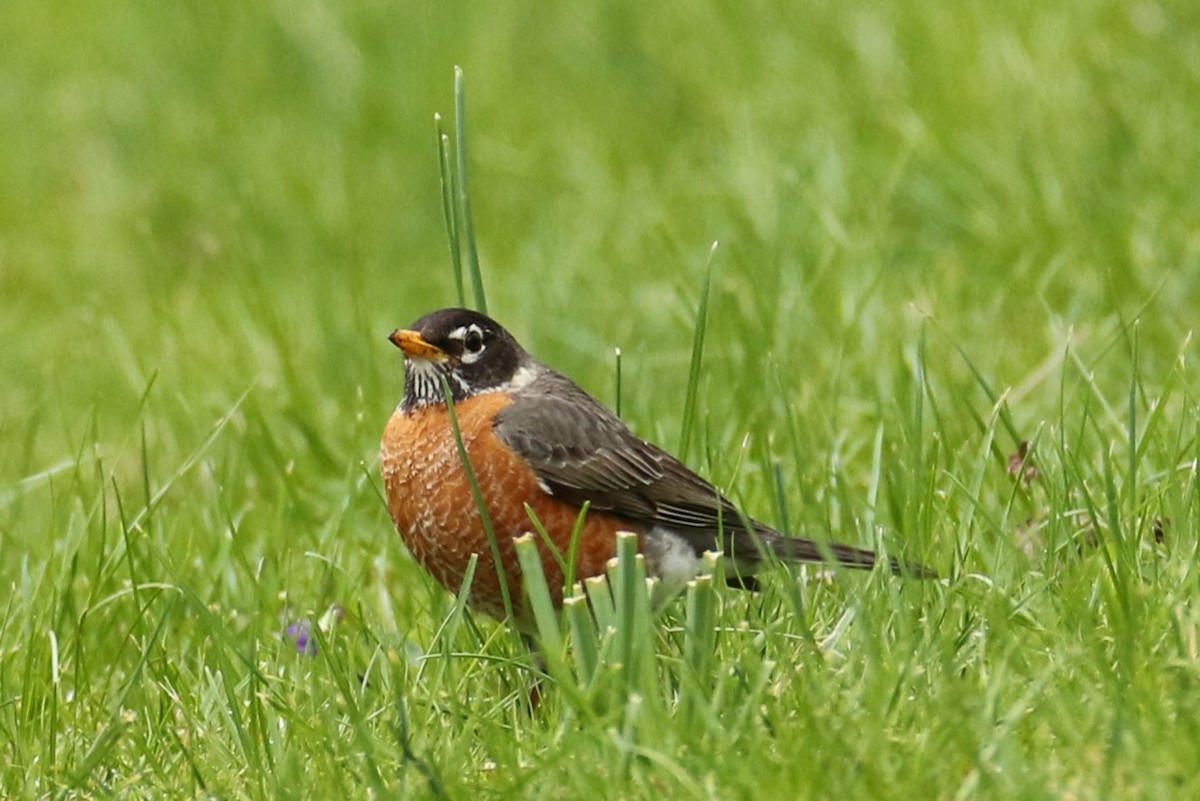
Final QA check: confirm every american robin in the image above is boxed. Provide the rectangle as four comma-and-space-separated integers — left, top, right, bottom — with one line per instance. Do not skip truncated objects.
381, 308, 931, 626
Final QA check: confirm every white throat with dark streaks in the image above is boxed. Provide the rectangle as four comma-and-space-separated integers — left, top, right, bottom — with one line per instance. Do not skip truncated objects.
400, 360, 542, 412
401, 360, 467, 410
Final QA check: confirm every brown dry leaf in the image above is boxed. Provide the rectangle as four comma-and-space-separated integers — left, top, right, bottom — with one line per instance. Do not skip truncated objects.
1007, 441, 1041, 485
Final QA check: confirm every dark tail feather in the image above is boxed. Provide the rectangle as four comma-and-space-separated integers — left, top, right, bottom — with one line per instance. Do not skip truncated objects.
734, 528, 937, 579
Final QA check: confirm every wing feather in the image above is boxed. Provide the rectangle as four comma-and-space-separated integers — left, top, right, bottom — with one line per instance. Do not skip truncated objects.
493, 372, 741, 529
491, 370, 931, 577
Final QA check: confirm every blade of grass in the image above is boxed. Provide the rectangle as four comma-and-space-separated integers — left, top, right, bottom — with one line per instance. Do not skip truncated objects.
453, 66, 486, 314
929, 317, 1022, 447
1128, 320, 1139, 518
681, 573, 716, 727
522, 503, 568, 580
393, 697, 452, 801
565, 500, 591, 595
317, 632, 387, 796
68, 592, 178, 790
614, 346, 623, 418
514, 534, 563, 656
609, 532, 658, 703
771, 461, 791, 537
424, 553, 479, 689
564, 593, 599, 686
435, 114, 465, 307
678, 241, 719, 463
513, 535, 598, 714
611, 531, 641, 682
586, 574, 616, 633
439, 376, 516, 632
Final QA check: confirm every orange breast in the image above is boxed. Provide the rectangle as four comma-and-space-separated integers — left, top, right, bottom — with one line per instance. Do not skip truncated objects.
380, 393, 640, 621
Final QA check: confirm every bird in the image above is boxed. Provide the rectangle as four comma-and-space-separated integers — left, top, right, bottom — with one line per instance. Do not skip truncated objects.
380, 307, 931, 628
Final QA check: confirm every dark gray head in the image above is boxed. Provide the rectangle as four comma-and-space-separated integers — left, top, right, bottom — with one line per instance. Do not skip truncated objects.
389, 308, 534, 409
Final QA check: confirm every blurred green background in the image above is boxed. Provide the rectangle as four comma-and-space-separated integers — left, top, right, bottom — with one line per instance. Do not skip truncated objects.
3, 0, 1200, 796
5, 1, 1196, 462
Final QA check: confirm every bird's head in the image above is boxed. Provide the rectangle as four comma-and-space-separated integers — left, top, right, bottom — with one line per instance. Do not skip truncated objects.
390, 308, 534, 409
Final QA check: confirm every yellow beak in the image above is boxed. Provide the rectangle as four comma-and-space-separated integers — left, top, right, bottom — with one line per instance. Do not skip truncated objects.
388, 329, 448, 362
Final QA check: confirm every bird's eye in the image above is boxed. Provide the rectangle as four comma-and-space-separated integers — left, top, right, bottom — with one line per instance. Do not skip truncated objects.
463, 327, 485, 354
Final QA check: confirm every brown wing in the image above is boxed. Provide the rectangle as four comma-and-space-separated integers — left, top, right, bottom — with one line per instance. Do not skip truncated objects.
493, 370, 745, 532
493, 370, 927, 575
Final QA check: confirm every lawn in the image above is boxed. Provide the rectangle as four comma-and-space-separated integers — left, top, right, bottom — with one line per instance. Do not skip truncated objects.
3, 1, 1199, 798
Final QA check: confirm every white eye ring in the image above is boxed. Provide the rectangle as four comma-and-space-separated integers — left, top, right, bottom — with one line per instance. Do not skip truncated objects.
463, 326, 484, 354
450, 324, 486, 363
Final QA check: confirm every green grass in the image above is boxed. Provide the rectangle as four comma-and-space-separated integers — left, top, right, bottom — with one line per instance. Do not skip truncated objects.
3, 0, 1200, 798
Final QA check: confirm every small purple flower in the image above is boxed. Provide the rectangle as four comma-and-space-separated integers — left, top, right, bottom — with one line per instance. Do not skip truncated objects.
284, 619, 318, 657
